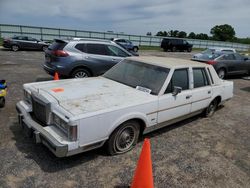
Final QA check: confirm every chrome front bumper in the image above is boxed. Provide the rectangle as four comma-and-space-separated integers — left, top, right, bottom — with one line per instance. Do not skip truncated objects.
16, 101, 68, 157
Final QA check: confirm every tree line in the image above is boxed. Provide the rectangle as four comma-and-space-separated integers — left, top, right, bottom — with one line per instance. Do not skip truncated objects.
151, 24, 250, 44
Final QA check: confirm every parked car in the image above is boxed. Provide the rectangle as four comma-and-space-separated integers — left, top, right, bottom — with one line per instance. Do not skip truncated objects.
3, 36, 49, 52
112, 38, 139, 52
161, 38, 193, 52
192, 52, 250, 79
43, 38, 134, 78
192, 47, 236, 60
16, 56, 233, 157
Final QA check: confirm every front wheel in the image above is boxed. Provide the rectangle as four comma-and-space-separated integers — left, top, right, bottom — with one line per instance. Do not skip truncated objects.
71, 68, 91, 78
0, 97, 5, 108
106, 120, 140, 155
187, 47, 192, 52
171, 46, 177, 52
133, 47, 139, 52
204, 99, 218, 117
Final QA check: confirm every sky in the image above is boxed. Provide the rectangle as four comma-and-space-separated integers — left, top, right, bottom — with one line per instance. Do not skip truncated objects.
0, 0, 249, 37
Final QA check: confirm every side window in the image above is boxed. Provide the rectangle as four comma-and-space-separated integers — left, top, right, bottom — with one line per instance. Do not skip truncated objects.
233, 53, 244, 60
75, 43, 86, 52
107, 45, 129, 57
193, 68, 209, 88
165, 69, 189, 94
86, 44, 108, 55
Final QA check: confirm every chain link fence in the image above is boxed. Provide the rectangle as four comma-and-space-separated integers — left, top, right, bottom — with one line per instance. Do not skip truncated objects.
0, 24, 249, 51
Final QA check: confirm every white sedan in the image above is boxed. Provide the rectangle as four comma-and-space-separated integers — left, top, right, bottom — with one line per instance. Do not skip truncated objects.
16, 56, 233, 157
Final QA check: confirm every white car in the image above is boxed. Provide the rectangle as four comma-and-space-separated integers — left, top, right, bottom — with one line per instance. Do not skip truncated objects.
192, 47, 236, 60
16, 56, 233, 157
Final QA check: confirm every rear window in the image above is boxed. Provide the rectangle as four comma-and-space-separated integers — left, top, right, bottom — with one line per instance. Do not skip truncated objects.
48, 40, 67, 50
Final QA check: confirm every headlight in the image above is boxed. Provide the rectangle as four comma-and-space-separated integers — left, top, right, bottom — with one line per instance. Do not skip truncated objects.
24, 90, 32, 103
53, 113, 77, 141
53, 113, 68, 131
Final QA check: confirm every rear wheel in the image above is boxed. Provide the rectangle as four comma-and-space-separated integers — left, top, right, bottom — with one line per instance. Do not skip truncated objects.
0, 97, 5, 108
11, 45, 19, 52
187, 47, 192, 52
106, 120, 140, 155
217, 68, 226, 79
204, 99, 218, 117
42, 46, 48, 52
71, 68, 91, 78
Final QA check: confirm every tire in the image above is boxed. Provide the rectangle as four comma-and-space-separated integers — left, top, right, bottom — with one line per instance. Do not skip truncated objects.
187, 47, 192, 52
71, 68, 91, 78
11, 45, 19, 52
0, 97, 5, 108
204, 99, 218, 117
217, 68, 226, 79
42, 46, 48, 52
133, 47, 139, 52
106, 120, 140, 155
171, 46, 177, 52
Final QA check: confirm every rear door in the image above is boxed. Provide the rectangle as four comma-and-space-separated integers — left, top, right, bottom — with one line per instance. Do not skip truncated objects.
85, 43, 119, 75
191, 68, 212, 112
157, 68, 192, 123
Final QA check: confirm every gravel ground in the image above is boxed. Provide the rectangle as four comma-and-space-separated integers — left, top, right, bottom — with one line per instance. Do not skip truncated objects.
0, 49, 249, 188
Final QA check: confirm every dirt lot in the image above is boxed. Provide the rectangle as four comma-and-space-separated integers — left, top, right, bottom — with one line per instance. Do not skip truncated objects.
0, 49, 249, 188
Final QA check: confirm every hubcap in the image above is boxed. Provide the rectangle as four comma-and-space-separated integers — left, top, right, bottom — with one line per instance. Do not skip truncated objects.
12, 46, 18, 51
218, 70, 225, 79
207, 101, 216, 116
115, 126, 136, 152
74, 71, 88, 78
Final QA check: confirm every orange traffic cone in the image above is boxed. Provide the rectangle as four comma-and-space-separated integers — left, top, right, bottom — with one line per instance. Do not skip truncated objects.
54, 72, 59, 80
131, 138, 154, 188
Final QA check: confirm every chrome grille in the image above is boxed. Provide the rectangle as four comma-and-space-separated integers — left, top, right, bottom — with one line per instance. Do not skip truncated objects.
32, 95, 47, 125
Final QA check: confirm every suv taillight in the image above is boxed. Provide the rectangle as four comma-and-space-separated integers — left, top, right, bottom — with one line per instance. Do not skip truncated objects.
206, 60, 217, 65
52, 50, 69, 57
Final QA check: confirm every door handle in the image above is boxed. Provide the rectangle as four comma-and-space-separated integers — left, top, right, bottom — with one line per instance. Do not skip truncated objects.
186, 95, 192, 99
208, 91, 211, 94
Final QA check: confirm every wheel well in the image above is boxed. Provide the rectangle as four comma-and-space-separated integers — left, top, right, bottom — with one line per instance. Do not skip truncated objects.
127, 118, 146, 135
218, 67, 227, 73
214, 96, 222, 105
70, 66, 93, 77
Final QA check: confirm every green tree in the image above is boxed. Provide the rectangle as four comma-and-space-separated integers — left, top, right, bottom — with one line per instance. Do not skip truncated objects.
178, 31, 187, 38
188, 32, 196, 39
210, 24, 236, 41
196, 33, 209, 40
156, 31, 168, 37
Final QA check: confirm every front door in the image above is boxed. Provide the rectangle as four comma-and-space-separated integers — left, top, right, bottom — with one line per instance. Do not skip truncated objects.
157, 68, 192, 123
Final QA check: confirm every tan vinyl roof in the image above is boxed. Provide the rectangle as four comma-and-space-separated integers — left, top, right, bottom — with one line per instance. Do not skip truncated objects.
127, 56, 210, 69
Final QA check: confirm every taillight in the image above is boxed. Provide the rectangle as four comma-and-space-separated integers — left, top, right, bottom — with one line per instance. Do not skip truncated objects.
52, 50, 69, 57
206, 60, 217, 65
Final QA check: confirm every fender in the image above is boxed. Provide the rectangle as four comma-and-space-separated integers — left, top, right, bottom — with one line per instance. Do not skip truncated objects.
107, 112, 149, 136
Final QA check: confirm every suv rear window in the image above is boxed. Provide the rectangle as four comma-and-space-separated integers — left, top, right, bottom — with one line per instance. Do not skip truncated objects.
49, 40, 67, 50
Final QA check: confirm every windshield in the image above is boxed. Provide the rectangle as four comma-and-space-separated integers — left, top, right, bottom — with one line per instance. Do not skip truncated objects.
103, 60, 169, 95
202, 49, 215, 54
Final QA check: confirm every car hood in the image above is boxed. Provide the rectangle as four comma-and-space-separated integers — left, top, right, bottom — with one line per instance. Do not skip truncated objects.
34, 77, 155, 116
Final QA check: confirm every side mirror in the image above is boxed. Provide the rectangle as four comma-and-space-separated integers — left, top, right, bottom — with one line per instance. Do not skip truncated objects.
172, 86, 182, 96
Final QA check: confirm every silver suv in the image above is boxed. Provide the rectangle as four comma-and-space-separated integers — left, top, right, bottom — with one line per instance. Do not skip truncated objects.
43, 38, 134, 78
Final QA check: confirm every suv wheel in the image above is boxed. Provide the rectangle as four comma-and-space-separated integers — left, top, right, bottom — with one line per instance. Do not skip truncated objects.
11, 45, 19, 52
133, 47, 138, 52
71, 68, 91, 78
171, 46, 177, 52
187, 47, 192, 52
